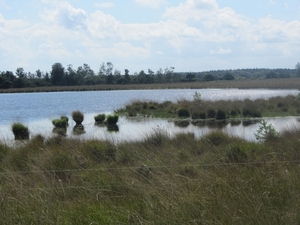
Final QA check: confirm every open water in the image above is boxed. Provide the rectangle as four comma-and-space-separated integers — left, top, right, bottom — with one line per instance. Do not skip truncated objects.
0, 88, 299, 143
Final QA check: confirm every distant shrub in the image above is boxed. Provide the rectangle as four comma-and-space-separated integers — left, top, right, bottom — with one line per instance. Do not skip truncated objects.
177, 108, 190, 118
242, 108, 262, 117
192, 112, 206, 119
94, 114, 106, 124
72, 111, 84, 125
207, 109, 216, 119
106, 114, 119, 125
216, 109, 226, 120
12, 123, 29, 140
52, 116, 68, 128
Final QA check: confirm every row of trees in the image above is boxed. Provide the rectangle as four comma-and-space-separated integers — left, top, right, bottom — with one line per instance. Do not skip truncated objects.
0, 62, 299, 89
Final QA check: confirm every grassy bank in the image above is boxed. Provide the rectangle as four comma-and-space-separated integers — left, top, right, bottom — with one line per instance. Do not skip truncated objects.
116, 94, 300, 119
0, 128, 300, 224
1, 77, 300, 93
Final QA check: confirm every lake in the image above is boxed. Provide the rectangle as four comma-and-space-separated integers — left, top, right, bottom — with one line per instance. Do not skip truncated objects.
0, 88, 299, 143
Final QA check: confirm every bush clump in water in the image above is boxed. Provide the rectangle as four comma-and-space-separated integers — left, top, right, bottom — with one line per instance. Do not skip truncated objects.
12, 123, 29, 140
52, 116, 68, 128
106, 114, 119, 125
94, 114, 106, 124
72, 111, 84, 125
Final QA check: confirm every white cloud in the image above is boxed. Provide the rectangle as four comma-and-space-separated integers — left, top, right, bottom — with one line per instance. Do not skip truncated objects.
41, 2, 88, 30
135, 0, 167, 8
210, 48, 232, 55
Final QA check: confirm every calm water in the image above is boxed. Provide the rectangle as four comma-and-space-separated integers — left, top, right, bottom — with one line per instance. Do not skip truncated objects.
0, 89, 299, 143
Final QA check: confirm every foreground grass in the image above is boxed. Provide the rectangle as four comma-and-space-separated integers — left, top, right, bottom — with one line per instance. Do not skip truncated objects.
0, 129, 300, 224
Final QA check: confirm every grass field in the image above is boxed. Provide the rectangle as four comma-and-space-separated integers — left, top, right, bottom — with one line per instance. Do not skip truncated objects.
0, 128, 300, 224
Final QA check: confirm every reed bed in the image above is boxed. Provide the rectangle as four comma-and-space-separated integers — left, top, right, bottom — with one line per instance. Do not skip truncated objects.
1, 77, 300, 93
0, 128, 299, 224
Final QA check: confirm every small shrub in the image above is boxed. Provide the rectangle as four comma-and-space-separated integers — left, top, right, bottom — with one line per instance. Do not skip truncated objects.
106, 114, 119, 125
177, 108, 190, 118
207, 109, 216, 119
72, 111, 84, 125
94, 114, 106, 124
12, 123, 29, 140
52, 116, 68, 128
216, 109, 226, 120
192, 112, 206, 119
255, 119, 279, 142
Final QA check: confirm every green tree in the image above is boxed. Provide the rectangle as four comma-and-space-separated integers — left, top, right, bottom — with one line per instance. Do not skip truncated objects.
50, 63, 65, 85
223, 73, 234, 80
203, 74, 214, 81
295, 62, 300, 77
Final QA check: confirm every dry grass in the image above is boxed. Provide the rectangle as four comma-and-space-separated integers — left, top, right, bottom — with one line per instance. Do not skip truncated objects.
1, 78, 300, 93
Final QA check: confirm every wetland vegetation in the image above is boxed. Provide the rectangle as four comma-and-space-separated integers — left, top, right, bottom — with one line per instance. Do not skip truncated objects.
1, 94, 300, 223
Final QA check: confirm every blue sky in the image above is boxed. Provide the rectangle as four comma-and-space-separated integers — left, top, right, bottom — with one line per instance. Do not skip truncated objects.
0, 0, 299, 74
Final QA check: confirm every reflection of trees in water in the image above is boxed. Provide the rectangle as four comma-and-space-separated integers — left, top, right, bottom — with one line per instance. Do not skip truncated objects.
73, 124, 85, 135
107, 124, 119, 132
230, 120, 241, 126
242, 119, 260, 127
52, 127, 67, 136
174, 120, 190, 128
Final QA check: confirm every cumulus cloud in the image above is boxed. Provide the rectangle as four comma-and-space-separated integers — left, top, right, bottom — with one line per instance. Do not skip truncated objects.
41, 2, 88, 30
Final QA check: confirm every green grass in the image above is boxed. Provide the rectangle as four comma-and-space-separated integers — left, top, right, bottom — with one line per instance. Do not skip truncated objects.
116, 95, 300, 120
0, 127, 300, 224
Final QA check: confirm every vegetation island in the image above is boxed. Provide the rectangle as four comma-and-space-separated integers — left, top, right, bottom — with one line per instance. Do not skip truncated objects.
1, 62, 300, 223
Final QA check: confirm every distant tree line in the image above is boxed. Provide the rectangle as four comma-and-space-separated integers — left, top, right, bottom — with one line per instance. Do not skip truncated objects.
0, 62, 299, 89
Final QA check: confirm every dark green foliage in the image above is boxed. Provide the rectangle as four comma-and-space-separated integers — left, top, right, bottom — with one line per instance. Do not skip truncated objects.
192, 112, 206, 119
94, 114, 106, 123
106, 114, 119, 125
177, 108, 190, 118
11, 123, 29, 140
242, 108, 262, 117
216, 109, 226, 120
52, 116, 68, 128
207, 109, 216, 119
227, 146, 248, 163
72, 111, 84, 125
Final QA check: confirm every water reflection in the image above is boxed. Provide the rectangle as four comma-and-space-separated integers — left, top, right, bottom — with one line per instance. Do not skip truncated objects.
73, 125, 85, 135
1, 113, 299, 144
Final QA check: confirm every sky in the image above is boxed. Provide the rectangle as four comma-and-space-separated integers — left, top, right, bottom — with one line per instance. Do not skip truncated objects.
0, 0, 300, 74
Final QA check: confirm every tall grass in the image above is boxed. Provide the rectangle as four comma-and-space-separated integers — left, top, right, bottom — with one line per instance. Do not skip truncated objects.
0, 128, 300, 224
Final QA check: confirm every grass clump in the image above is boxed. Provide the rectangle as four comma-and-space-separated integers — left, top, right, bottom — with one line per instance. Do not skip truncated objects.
72, 110, 84, 125
52, 116, 68, 128
106, 114, 119, 125
11, 123, 29, 140
94, 113, 106, 124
